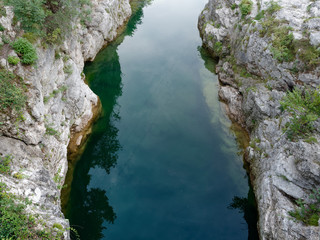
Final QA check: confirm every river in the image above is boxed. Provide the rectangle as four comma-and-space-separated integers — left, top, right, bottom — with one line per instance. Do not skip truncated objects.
63, 0, 258, 239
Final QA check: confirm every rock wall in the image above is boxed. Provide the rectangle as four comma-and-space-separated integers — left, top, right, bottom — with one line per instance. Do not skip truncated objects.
199, 0, 320, 239
0, 0, 131, 238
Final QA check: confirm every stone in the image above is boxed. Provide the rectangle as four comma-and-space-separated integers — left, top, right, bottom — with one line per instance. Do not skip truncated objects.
0, 1, 132, 239
199, 0, 320, 239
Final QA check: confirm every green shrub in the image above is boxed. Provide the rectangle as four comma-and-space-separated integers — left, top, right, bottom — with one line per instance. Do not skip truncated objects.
0, 23, 4, 31
7, 56, 20, 65
280, 87, 320, 141
0, 182, 63, 239
266, 1, 281, 15
255, 10, 265, 20
45, 125, 60, 136
213, 41, 223, 54
43, 86, 67, 103
293, 39, 320, 69
270, 27, 294, 62
22, 32, 38, 44
4, 0, 92, 44
1, 35, 10, 44
0, 2, 6, 16
0, 155, 12, 174
0, 70, 26, 111
63, 64, 73, 75
4, 0, 46, 34
289, 189, 320, 226
53, 223, 63, 230
239, 0, 253, 17
12, 37, 37, 65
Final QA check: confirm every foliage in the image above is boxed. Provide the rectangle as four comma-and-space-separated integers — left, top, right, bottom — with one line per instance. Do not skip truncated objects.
257, 7, 320, 66
239, 0, 253, 17
4, 0, 46, 34
293, 39, 320, 69
45, 125, 60, 136
0, 70, 26, 111
0, 182, 64, 239
231, 3, 237, 10
280, 87, 320, 141
22, 32, 38, 44
63, 64, 73, 75
0, 155, 12, 174
213, 41, 223, 55
254, 10, 265, 20
7, 56, 20, 65
1, 35, 10, 44
12, 37, 37, 65
43, 85, 67, 103
266, 1, 281, 15
0, 1, 6, 16
0, 23, 4, 31
289, 189, 320, 226
4, 0, 92, 44
270, 27, 294, 62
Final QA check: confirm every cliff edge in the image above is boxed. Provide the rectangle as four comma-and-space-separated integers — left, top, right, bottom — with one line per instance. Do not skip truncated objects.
199, 0, 320, 239
0, 0, 131, 238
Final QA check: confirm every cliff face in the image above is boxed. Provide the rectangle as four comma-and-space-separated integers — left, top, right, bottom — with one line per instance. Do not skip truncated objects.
199, 0, 320, 239
0, 0, 131, 238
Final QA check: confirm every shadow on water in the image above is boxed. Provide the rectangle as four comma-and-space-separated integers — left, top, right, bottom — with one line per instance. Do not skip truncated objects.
198, 46, 259, 239
228, 181, 259, 240
62, 1, 152, 239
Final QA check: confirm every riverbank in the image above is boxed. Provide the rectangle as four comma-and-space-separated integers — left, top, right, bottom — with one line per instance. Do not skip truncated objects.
198, 0, 320, 239
0, 0, 131, 238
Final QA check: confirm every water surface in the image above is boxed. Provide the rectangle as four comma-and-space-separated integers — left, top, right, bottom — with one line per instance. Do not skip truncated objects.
64, 0, 258, 239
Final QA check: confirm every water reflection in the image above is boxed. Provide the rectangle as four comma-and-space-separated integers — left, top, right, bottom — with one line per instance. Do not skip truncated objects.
64, 1, 151, 239
228, 183, 259, 240
198, 46, 259, 239
65, 0, 258, 238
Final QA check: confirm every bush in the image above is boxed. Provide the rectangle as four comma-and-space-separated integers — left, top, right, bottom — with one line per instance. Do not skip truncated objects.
239, 0, 253, 17
255, 10, 265, 20
1, 35, 10, 44
12, 38, 37, 65
289, 189, 320, 226
0, 70, 26, 111
0, 182, 64, 239
0, 155, 12, 174
0, 23, 4, 31
213, 41, 223, 55
7, 56, 20, 65
267, 25, 295, 62
266, 1, 281, 15
280, 87, 320, 141
4, 0, 92, 44
294, 39, 320, 69
4, 0, 46, 34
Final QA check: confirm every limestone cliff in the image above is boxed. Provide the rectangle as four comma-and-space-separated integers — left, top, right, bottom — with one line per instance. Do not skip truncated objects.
0, 0, 131, 238
199, 0, 320, 239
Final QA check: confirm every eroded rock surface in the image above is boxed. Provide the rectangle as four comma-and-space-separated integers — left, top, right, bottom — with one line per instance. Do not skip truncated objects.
199, 0, 320, 239
0, 0, 131, 238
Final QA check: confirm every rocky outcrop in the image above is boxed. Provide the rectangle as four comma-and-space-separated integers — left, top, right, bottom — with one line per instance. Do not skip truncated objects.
0, 0, 131, 238
199, 0, 320, 239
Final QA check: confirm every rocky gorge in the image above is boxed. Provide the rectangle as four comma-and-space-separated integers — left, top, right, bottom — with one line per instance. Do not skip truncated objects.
198, 0, 320, 239
0, 0, 132, 238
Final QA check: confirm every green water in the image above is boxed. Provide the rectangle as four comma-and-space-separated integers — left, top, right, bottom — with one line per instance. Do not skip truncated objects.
64, 0, 258, 239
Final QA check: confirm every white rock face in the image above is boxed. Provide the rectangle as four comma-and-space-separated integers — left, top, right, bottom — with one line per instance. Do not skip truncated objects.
199, 0, 320, 239
0, 1, 131, 238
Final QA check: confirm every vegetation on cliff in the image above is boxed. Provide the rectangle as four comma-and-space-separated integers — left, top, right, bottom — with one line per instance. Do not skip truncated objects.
281, 87, 320, 141
3, 0, 91, 44
0, 155, 66, 239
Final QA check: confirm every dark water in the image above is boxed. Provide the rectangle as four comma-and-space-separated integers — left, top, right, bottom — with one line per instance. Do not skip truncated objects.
63, 0, 258, 239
